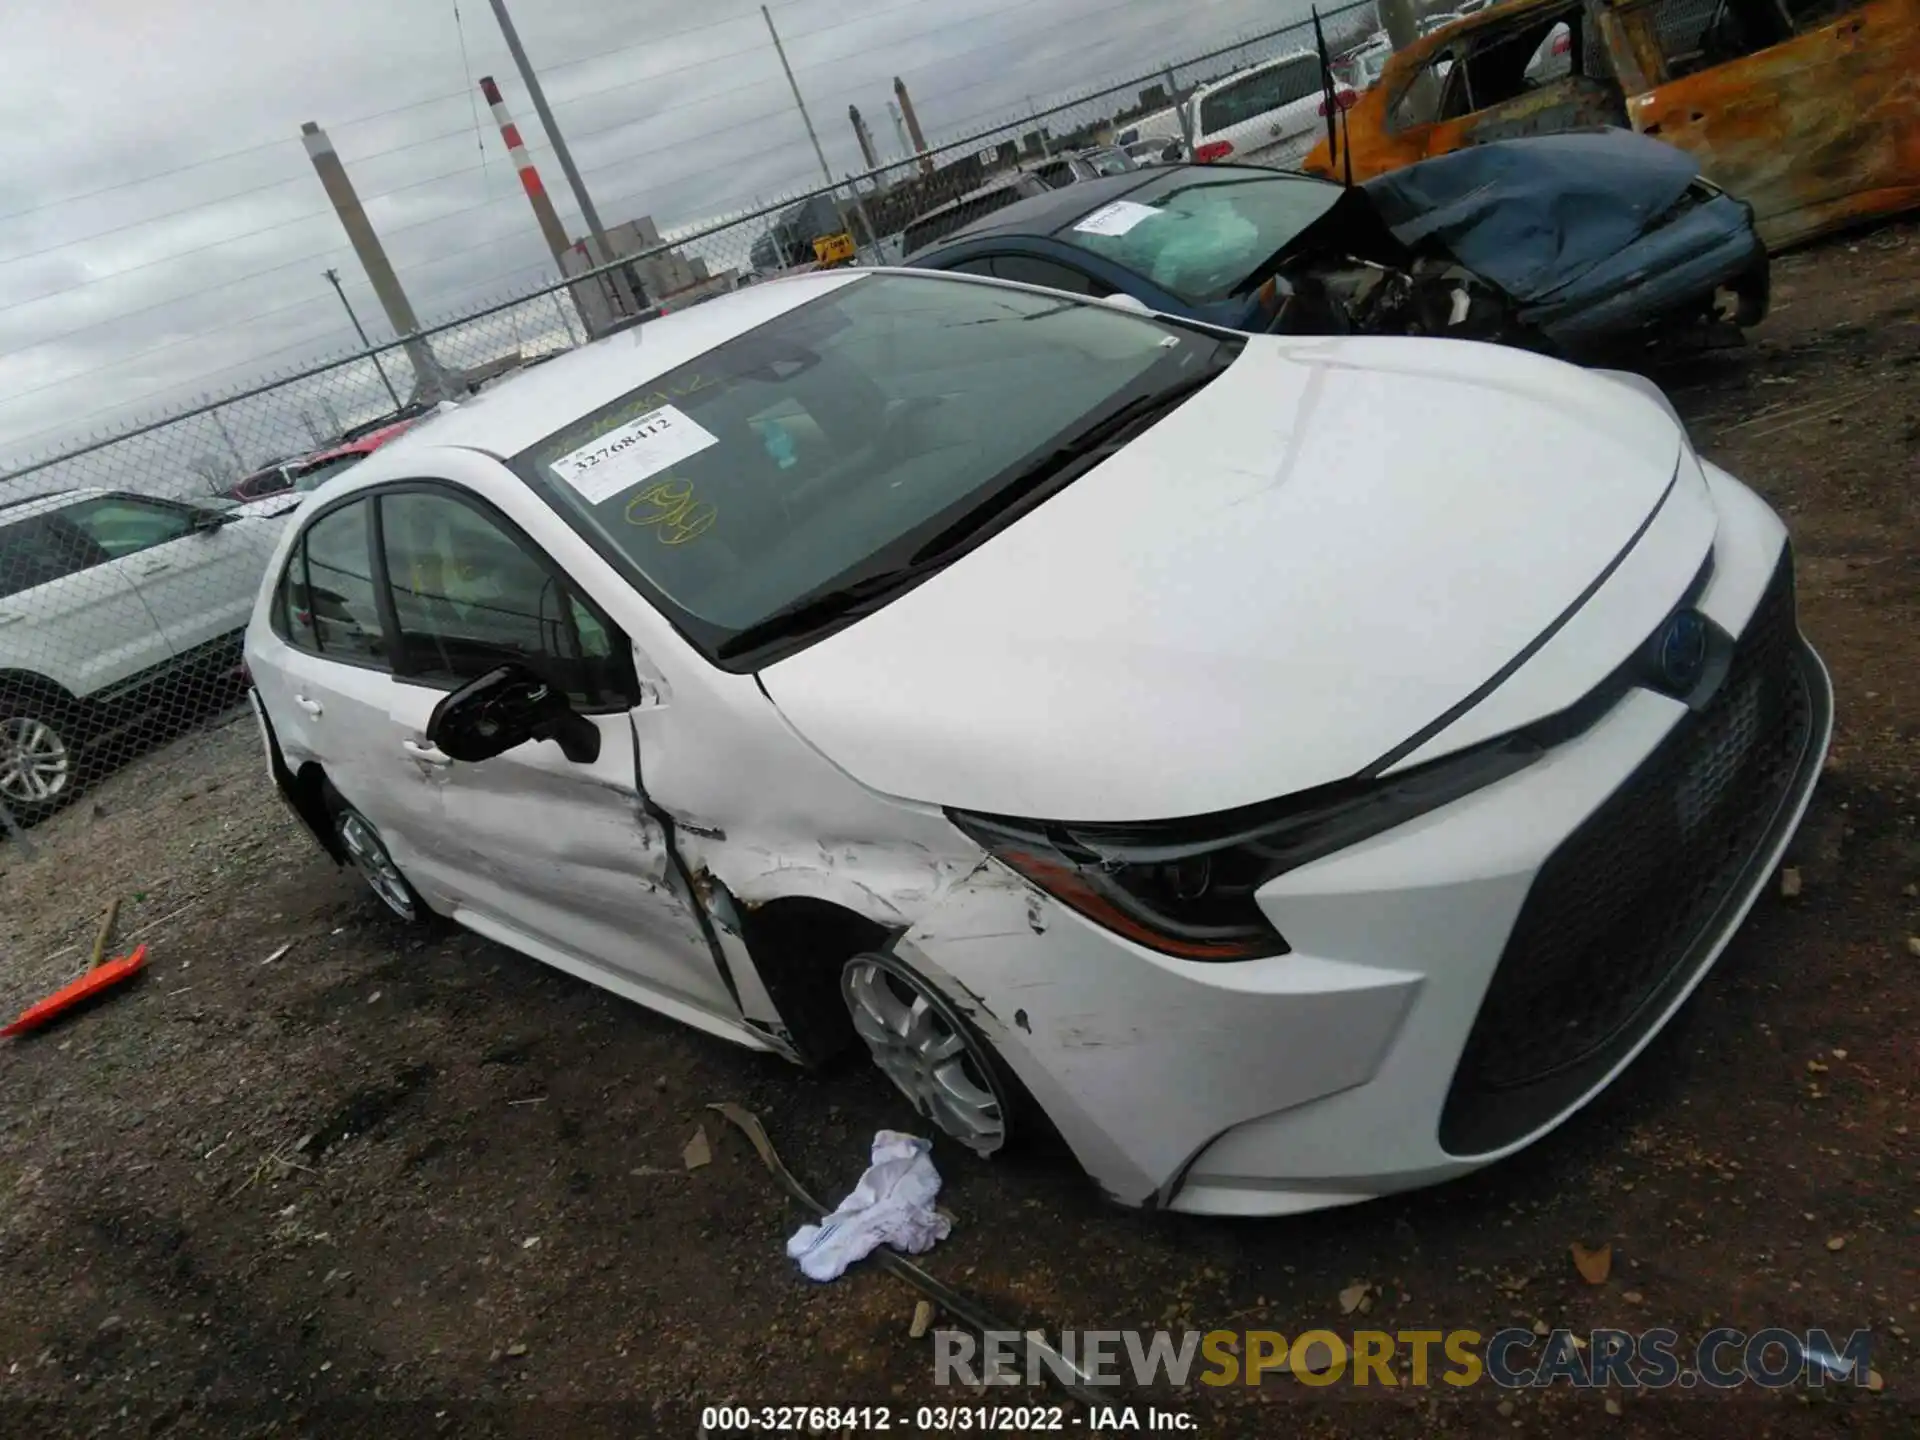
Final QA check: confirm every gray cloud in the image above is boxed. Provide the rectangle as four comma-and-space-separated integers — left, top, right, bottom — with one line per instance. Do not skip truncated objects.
0, 0, 1352, 465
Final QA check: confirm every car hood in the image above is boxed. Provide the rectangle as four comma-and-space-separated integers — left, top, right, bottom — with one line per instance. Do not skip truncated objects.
758, 335, 1683, 822
1361, 131, 1703, 303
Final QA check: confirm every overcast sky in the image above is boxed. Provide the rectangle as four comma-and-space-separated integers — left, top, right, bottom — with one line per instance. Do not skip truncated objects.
0, 0, 1359, 468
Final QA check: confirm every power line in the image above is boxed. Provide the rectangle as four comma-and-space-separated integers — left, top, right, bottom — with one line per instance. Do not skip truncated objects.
0, 0, 1146, 247
0, 1, 1340, 379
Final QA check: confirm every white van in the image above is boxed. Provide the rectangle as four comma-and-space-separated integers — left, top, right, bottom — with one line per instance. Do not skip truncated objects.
1114, 107, 1186, 148
1186, 49, 1353, 168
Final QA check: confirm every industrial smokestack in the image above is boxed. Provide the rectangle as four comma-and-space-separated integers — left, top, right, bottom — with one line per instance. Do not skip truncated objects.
886, 98, 911, 157
848, 103, 880, 172
301, 121, 452, 404
479, 75, 574, 266
892, 77, 933, 176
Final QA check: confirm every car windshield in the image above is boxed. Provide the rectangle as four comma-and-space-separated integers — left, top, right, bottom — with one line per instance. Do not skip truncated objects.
292, 454, 368, 492
1058, 168, 1345, 303
511, 273, 1230, 664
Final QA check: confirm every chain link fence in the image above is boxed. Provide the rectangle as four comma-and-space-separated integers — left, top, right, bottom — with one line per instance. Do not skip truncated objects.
0, 0, 1378, 833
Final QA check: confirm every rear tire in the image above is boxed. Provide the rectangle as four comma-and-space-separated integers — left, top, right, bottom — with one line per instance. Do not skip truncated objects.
0, 686, 86, 828
327, 796, 431, 926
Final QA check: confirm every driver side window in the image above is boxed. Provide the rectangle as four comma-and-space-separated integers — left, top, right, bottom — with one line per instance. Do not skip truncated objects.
61, 495, 197, 559
377, 489, 627, 709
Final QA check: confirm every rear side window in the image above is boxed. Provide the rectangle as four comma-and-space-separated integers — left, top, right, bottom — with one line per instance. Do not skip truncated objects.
1199, 57, 1321, 132
61, 495, 197, 559
291, 500, 387, 663
0, 515, 104, 600
902, 187, 1026, 254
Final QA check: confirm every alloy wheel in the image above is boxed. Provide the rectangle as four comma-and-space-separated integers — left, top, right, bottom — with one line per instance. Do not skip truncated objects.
841, 953, 1008, 1156
0, 714, 72, 810
336, 809, 418, 922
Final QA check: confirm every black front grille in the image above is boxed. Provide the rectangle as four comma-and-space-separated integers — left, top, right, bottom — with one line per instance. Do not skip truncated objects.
1439, 552, 1823, 1156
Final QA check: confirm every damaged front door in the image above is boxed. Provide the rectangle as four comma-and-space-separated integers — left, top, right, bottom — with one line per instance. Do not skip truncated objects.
1382, 0, 1629, 159
378, 485, 739, 1025
1607, 0, 1920, 247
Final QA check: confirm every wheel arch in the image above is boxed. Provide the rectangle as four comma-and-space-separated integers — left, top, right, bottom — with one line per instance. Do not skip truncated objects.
734, 894, 896, 1066
252, 696, 346, 864
0, 669, 82, 709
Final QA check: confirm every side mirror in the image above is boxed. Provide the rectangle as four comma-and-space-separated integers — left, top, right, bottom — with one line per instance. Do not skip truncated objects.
1098, 292, 1153, 315
426, 663, 602, 765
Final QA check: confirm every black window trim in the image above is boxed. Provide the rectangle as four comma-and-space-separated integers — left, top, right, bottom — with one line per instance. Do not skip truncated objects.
277, 494, 392, 676
278, 478, 640, 711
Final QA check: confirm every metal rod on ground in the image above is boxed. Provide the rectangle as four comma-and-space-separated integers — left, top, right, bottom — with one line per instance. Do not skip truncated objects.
764, 6, 837, 192
0, 799, 34, 858
323, 269, 403, 410
484, 0, 640, 319
89, 899, 121, 972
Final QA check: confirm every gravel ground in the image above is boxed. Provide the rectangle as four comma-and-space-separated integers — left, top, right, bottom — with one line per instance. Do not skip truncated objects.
0, 223, 1915, 1439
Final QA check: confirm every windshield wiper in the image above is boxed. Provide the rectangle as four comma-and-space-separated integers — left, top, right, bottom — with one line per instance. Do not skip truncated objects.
905, 358, 1231, 564
717, 352, 1234, 662
715, 563, 946, 659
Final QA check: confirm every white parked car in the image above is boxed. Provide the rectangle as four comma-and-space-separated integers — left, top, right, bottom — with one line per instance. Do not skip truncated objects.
244, 269, 1831, 1216
1, 487, 279, 821
1187, 49, 1356, 168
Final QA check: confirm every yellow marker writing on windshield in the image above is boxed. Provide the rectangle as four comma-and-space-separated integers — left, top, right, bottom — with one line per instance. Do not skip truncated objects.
626, 477, 716, 546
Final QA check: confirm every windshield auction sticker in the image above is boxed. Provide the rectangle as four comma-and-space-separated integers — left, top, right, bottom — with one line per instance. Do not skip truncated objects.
1072, 200, 1161, 237
550, 404, 720, 505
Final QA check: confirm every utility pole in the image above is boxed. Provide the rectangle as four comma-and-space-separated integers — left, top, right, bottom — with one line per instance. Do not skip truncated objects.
1379, 0, 1439, 114
323, 268, 403, 411
763, 6, 837, 191
485, 0, 639, 318
303, 123, 453, 405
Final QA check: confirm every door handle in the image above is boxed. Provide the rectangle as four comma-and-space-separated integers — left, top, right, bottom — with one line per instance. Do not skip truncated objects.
402, 739, 452, 767
294, 694, 324, 717
0, 611, 22, 626
135, 560, 172, 575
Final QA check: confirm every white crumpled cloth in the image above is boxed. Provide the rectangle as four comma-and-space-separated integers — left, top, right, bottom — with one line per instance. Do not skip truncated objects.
786, 1130, 952, 1282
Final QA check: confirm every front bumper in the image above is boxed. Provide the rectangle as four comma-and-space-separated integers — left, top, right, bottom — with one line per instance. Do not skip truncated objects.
1526, 193, 1772, 349
898, 462, 1832, 1215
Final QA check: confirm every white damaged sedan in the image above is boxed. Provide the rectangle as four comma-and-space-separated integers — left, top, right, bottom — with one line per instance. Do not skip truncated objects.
244, 269, 1832, 1216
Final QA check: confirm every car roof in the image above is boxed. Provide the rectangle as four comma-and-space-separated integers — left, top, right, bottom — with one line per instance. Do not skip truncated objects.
298, 417, 418, 468
905, 169, 1165, 252
1187, 47, 1317, 100
368, 271, 866, 462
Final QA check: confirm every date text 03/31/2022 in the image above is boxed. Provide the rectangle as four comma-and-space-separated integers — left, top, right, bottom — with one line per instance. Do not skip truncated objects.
699, 1405, 1196, 1431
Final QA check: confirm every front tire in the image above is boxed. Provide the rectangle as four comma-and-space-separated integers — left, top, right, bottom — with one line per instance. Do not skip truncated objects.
840, 950, 1018, 1157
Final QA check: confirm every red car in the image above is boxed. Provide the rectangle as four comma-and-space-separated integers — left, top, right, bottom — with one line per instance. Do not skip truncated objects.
232, 419, 420, 514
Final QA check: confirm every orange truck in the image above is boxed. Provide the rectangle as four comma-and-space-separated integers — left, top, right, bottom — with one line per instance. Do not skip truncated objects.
1304, 0, 1920, 249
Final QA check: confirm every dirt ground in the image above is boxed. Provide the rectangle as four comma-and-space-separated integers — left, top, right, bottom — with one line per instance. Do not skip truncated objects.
1, 223, 1915, 1439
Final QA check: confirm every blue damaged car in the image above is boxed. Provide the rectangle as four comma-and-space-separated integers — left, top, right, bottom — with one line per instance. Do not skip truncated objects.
900, 130, 1768, 358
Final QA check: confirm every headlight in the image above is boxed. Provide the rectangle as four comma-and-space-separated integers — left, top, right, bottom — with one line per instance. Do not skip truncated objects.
949, 735, 1542, 962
